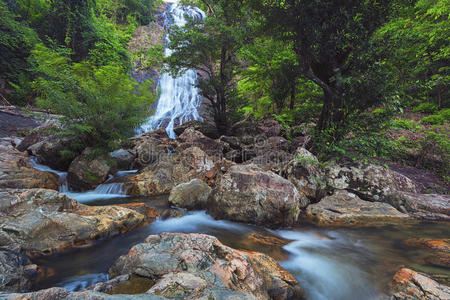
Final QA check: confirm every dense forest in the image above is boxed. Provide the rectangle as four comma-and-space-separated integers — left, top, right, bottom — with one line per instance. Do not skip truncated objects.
1, 0, 448, 183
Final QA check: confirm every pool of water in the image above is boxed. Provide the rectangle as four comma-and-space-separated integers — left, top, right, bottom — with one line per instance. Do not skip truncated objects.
32, 195, 450, 300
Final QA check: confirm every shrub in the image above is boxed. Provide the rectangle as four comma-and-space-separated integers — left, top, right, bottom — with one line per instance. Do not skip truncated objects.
391, 119, 415, 130
31, 44, 155, 155
413, 102, 438, 114
420, 114, 445, 125
438, 108, 450, 122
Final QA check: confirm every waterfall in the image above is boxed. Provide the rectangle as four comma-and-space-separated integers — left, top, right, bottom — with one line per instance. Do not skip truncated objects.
140, 4, 206, 139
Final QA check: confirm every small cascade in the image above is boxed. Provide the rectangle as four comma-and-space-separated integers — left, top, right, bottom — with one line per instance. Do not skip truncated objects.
140, 4, 206, 138
30, 156, 132, 203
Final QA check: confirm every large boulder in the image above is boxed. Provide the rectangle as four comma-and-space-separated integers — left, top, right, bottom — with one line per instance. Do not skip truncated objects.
0, 250, 36, 292
385, 192, 450, 221
0, 189, 146, 256
110, 149, 135, 170
207, 164, 305, 227
0, 138, 59, 190
168, 179, 212, 210
109, 233, 303, 299
256, 118, 281, 137
178, 127, 222, 156
125, 147, 219, 196
305, 190, 410, 226
326, 163, 417, 202
389, 268, 450, 299
67, 148, 115, 191
281, 148, 327, 202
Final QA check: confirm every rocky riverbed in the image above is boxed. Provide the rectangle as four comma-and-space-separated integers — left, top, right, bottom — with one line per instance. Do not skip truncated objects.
0, 106, 449, 299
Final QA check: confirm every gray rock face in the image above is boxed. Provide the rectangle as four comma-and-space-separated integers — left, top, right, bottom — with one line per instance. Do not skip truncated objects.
0, 189, 146, 256
305, 190, 410, 226
110, 149, 135, 170
0, 250, 36, 292
326, 163, 417, 202
207, 164, 305, 227
109, 232, 303, 300
385, 192, 450, 221
281, 147, 327, 202
67, 148, 115, 191
168, 179, 211, 210
0, 138, 59, 190
389, 268, 450, 299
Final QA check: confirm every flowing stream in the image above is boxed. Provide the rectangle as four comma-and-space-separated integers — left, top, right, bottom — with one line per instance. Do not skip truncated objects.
29, 157, 450, 299
140, 4, 205, 138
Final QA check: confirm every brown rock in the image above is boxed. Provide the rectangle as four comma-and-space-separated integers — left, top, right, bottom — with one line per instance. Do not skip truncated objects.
168, 179, 212, 210
389, 268, 450, 299
0, 138, 59, 190
207, 164, 305, 227
0, 250, 36, 292
403, 238, 450, 253
178, 127, 222, 156
67, 148, 115, 191
305, 190, 410, 226
109, 232, 303, 299
0, 189, 146, 256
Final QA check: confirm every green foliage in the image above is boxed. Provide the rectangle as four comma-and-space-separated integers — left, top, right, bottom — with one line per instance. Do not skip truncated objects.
420, 114, 445, 125
413, 102, 438, 113
31, 44, 155, 153
391, 119, 415, 130
438, 108, 450, 121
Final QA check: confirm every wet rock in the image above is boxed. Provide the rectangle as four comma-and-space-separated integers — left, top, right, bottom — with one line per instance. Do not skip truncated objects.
109, 232, 303, 299
111, 149, 135, 170
207, 164, 305, 227
389, 268, 450, 299
168, 179, 212, 210
423, 254, 450, 268
126, 161, 175, 196
326, 163, 417, 202
385, 192, 450, 221
403, 238, 450, 253
0, 189, 146, 256
305, 190, 410, 226
281, 148, 327, 202
132, 136, 166, 169
0, 287, 166, 299
116, 203, 159, 223
0, 138, 59, 190
18, 133, 77, 171
159, 208, 184, 220
0, 250, 36, 292
67, 148, 115, 191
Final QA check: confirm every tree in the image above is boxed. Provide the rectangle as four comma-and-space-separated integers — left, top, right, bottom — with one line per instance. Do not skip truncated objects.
250, 0, 393, 142
376, 0, 449, 108
31, 44, 155, 154
166, 0, 251, 134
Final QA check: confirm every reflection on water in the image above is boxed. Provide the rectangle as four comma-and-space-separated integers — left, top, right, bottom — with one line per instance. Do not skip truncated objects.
32, 196, 450, 300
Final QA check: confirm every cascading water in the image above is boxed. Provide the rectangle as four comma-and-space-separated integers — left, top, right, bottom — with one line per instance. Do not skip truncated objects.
140, 4, 206, 139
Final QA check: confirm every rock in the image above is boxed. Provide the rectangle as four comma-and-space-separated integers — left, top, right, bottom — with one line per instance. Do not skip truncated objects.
257, 118, 281, 137
385, 192, 450, 221
125, 147, 219, 196
109, 232, 303, 299
178, 127, 222, 156
281, 148, 327, 201
0, 250, 36, 292
389, 268, 450, 299
67, 148, 115, 191
219, 135, 242, 150
266, 136, 289, 151
115, 203, 160, 223
207, 164, 305, 227
249, 150, 292, 173
110, 149, 135, 170
0, 287, 166, 299
168, 179, 212, 210
0, 138, 59, 190
403, 238, 450, 253
326, 163, 417, 202
19, 133, 77, 171
132, 137, 166, 170
0, 189, 146, 256
305, 190, 410, 226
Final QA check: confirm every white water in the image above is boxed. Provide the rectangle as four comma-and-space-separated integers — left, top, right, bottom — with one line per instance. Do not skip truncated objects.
140, 4, 205, 139
30, 157, 131, 202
